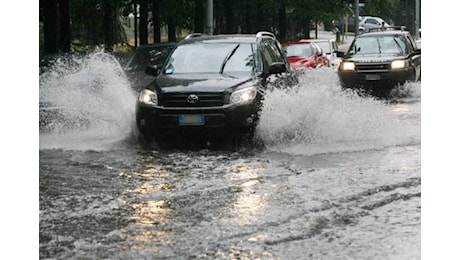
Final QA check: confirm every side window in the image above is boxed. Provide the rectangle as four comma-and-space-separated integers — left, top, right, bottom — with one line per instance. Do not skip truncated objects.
261, 39, 285, 67
314, 44, 322, 55
332, 41, 338, 52
367, 18, 378, 25
268, 40, 285, 63
406, 35, 417, 51
261, 41, 274, 67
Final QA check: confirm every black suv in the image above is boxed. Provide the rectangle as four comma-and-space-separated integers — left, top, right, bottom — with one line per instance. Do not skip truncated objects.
135, 32, 298, 147
337, 26, 421, 97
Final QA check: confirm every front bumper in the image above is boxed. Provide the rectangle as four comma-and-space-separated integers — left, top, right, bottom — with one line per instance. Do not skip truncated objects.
136, 102, 260, 138
338, 67, 414, 90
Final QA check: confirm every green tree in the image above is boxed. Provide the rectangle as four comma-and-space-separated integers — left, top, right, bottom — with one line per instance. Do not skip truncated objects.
41, 0, 59, 54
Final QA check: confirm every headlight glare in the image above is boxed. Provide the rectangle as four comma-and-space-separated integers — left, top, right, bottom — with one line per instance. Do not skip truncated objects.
230, 87, 257, 105
391, 60, 408, 69
341, 61, 355, 71
139, 89, 158, 105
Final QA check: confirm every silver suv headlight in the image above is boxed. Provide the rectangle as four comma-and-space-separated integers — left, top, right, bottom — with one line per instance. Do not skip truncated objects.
391, 60, 409, 70
340, 61, 355, 71
138, 89, 158, 105
230, 87, 257, 105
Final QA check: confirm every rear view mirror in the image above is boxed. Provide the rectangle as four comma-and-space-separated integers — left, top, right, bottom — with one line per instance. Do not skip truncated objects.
336, 51, 345, 58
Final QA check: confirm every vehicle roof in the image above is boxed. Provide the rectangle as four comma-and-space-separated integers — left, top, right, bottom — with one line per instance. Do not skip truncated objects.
134, 42, 177, 50
306, 39, 335, 43
358, 29, 411, 38
179, 34, 267, 45
281, 41, 316, 46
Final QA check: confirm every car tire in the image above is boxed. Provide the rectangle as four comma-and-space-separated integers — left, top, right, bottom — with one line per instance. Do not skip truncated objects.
226, 127, 256, 150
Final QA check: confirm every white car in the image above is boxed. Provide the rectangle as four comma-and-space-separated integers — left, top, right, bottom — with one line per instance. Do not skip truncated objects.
358, 16, 390, 33
302, 39, 341, 68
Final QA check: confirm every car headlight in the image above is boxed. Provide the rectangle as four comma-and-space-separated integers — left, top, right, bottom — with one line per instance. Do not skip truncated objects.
230, 87, 257, 105
341, 61, 355, 71
391, 60, 409, 70
138, 89, 158, 105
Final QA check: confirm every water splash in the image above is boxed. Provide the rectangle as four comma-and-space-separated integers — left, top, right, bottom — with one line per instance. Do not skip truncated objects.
256, 68, 421, 155
39, 51, 137, 150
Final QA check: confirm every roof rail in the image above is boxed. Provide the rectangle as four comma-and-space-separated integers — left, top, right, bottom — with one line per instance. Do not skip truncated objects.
366, 26, 407, 33
256, 31, 275, 39
185, 33, 203, 39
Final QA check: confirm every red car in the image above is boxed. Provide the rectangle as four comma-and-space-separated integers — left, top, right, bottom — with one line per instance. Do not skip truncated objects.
281, 41, 330, 70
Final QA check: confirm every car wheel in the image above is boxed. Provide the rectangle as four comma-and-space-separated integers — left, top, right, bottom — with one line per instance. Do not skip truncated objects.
226, 127, 256, 150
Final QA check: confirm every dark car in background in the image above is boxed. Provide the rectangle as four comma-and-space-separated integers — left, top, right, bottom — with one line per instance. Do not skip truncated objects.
135, 32, 298, 148
123, 42, 176, 92
337, 26, 421, 97
281, 41, 330, 70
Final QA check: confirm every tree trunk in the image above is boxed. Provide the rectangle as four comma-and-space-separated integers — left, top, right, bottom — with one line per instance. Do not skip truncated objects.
134, 3, 138, 47
103, 0, 114, 52
139, 0, 148, 45
305, 17, 312, 39
43, 0, 59, 54
223, 0, 234, 33
168, 18, 177, 42
152, 0, 161, 43
58, 0, 70, 52
278, 2, 286, 41
243, 0, 251, 33
194, 0, 204, 33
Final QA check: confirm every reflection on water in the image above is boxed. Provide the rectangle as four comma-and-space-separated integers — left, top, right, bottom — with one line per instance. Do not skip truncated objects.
125, 162, 174, 250
227, 162, 267, 225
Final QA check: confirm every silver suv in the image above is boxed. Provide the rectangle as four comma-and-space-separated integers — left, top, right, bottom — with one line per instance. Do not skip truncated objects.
358, 16, 390, 33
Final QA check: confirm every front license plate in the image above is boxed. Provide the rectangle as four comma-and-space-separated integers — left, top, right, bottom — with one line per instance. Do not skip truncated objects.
178, 114, 205, 126
365, 74, 381, 80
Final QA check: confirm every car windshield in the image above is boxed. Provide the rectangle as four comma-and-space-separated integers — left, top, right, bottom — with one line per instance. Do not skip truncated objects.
349, 35, 408, 55
284, 44, 313, 57
314, 42, 331, 53
163, 42, 256, 74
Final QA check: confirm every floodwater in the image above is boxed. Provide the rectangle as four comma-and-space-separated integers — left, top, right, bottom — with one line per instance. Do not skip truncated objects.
39, 52, 421, 259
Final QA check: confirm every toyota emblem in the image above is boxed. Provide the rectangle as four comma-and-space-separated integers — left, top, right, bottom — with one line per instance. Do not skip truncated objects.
186, 94, 199, 104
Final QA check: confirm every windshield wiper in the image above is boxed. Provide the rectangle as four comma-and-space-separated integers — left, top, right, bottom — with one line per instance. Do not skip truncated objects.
393, 37, 404, 54
220, 44, 240, 74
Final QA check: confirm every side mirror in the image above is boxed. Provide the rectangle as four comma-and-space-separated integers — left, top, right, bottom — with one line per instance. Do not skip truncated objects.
336, 51, 345, 58
145, 65, 159, 76
268, 62, 287, 75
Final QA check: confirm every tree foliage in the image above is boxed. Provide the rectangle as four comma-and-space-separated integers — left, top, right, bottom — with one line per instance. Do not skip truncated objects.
39, 0, 417, 56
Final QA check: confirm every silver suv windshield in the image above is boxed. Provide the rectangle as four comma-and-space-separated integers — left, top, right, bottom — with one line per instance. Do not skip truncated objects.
349, 35, 408, 55
164, 42, 256, 74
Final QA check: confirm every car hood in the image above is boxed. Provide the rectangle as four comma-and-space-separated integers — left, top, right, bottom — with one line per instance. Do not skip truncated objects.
345, 54, 405, 63
287, 56, 314, 68
150, 73, 255, 93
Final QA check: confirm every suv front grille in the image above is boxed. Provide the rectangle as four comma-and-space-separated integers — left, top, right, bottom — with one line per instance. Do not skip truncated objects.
160, 93, 225, 107
356, 62, 391, 71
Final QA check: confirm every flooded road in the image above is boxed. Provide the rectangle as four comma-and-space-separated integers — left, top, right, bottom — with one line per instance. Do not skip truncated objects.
39, 52, 421, 259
